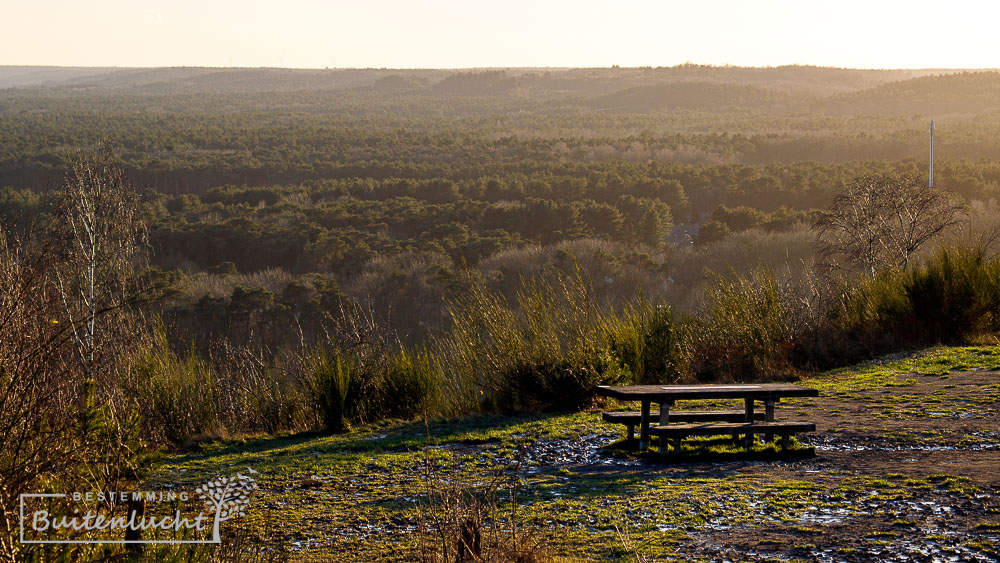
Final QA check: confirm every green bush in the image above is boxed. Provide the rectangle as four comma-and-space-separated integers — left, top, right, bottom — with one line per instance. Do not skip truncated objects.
638, 303, 683, 383
835, 270, 912, 356
308, 344, 442, 429
494, 340, 634, 412
834, 247, 1000, 355
308, 345, 359, 434
380, 349, 440, 419
133, 328, 218, 445
904, 247, 1000, 342
603, 317, 643, 383
603, 302, 682, 384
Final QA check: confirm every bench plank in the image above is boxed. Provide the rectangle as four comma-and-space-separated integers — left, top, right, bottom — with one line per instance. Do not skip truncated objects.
602, 410, 765, 424
649, 422, 815, 437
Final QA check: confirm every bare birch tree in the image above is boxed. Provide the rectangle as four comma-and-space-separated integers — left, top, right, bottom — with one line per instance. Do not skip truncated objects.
48, 145, 151, 523
50, 143, 148, 380
813, 174, 966, 278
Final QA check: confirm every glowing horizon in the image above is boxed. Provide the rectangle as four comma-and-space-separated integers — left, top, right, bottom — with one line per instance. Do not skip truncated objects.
4, 0, 998, 70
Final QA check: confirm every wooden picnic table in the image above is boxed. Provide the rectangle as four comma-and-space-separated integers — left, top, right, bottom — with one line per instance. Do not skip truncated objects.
596, 383, 819, 450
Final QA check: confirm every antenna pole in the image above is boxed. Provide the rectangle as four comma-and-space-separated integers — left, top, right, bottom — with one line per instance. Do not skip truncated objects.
929, 119, 935, 188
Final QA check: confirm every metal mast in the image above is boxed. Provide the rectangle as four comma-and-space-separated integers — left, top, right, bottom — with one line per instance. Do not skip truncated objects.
929, 119, 935, 188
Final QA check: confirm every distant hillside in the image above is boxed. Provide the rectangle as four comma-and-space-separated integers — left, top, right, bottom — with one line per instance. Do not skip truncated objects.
4, 65, 998, 128
423, 66, 944, 100
820, 71, 1000, 115
0, 66, 118, 88
589, 81, 792, 112
1, 66, 452, 93
562, 65, 935, 96
39, 67, 448, 94
0, 64, 965, 98
431, 70, 519, 95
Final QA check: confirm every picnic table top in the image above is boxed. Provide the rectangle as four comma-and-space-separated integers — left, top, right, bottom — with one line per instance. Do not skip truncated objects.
596, 383, 819, 401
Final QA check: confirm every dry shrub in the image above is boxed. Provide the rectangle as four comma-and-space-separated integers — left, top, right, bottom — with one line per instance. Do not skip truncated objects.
0, 254, 145, 560
209, 340, 315, 435
813, 174, 966, 277
0, 233, 83, 561
346, 250, 456, 341
128, 324, 318, 446
417, 448, 547, 563
669, 227, 815, 293
0, 147, 153, 561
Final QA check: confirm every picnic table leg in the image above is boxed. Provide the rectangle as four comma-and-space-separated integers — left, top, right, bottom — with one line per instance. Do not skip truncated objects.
657, 400, 674, 454
765, 399, 776, 442
639, 400, 651, 451
658, 400, 673, 425
744, 398, 755, 447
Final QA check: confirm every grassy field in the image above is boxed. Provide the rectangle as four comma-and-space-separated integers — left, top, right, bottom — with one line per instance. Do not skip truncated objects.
147, 345, 1000, 561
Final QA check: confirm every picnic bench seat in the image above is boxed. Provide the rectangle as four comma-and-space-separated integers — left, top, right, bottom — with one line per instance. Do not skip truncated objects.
602, 410, 765, 440
649, 421, 816, 454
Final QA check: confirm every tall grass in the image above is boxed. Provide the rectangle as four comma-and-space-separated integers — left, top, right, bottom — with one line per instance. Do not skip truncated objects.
834, 270, 912, 357
680, 249, 1000, 378
434, 273, 683, 412
605, 302, 683, 385
131, 325, 316, 445
129, 243, 1000, 447
305, 344, 441, 433
686, 269, 792, 382
381, 349, 441, 419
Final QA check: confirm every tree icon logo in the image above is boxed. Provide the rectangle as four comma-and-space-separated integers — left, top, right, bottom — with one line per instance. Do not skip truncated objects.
194, 473, 257, 543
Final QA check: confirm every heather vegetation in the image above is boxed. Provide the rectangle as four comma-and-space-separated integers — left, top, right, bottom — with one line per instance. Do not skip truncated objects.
3, 65, 1000, 560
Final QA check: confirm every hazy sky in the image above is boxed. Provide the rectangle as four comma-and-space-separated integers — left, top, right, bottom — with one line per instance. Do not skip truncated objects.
4, 0, 997, 69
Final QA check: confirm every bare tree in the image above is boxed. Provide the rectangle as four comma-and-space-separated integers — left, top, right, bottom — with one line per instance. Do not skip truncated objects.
50, 144, 152, 496
813, 174, 966, 278
49, 143, 148, 380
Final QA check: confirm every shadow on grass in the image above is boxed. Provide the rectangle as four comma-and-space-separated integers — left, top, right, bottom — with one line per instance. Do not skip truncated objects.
601, 436, 815, 464
164, 412, 566, 468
